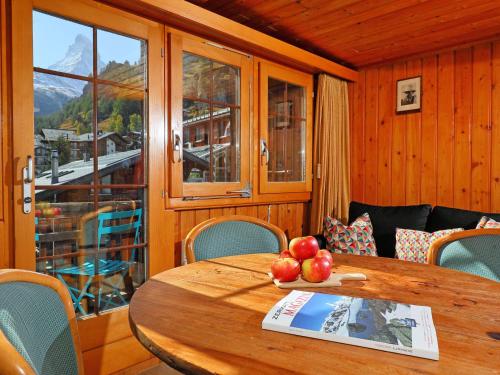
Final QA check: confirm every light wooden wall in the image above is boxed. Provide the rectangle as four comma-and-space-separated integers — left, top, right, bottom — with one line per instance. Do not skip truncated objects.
174, 202, 309, 265
350, 40, 500, 212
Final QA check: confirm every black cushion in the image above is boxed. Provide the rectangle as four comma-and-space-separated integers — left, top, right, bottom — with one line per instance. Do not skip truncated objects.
313, 234, 327, 250
349, 201, 432, 258
425, 206, 500, 232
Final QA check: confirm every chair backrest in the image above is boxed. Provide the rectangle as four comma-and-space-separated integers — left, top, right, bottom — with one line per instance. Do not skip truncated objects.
0, 269, 84, 375
96, 208, 143, 250
185, 215, 288, 263
428, 229, 500, 281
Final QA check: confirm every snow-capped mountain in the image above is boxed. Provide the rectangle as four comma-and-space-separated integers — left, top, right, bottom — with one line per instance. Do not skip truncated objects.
34, 34, 103, 116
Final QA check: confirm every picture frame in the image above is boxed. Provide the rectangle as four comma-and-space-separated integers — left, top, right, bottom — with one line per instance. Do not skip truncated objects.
396, 76, 421, 114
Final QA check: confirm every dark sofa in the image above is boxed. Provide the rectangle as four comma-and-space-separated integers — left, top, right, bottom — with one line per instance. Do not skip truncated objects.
315, 201, 500, 258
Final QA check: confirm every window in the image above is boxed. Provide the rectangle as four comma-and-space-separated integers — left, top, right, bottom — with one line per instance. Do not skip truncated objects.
259, 61, 313, 193
169, 36, 250, 198
33, 10, 147, 316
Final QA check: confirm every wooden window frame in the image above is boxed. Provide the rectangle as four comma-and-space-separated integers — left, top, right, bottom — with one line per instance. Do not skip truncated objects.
168, 34, 251, 198
259, 61, 313, 194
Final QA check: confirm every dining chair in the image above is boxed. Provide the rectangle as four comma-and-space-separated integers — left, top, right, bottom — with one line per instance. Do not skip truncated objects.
428, 228, 500, 281
55, 208, 143, 315
184, 215, 288, 263
0, 269, 84, 375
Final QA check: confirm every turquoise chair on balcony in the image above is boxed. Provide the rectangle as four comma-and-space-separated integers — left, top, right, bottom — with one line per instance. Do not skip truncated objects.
184, 215, 288, 263
55, 208, 143, 315
428, 228, 500, 282
0, 269, 84, 375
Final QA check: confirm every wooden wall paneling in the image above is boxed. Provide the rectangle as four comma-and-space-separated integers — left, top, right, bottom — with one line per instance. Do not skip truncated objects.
257, 205, 270, 222
376, 65, 393, 205
82, 335, 153, 375
195, 209, 210, 225
269, 204, 279, 227
209, 208, 224, 218
391, 62, 407, 206
471, 43, 492, 212
453, 48, 473, 209
420, 55, 438, 206
350, 70, 365, 202
436, 51, 455, 207
223, 206, 236, 216
404, 59, 422, 205
350, 40, 499, 213
493, 42, 500, 212
295, 203, 304, 237
363, 68, 378, 204
286, 203, 297, 238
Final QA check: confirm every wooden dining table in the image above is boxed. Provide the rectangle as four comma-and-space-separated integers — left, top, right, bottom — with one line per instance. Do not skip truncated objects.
129, 253, 500, 374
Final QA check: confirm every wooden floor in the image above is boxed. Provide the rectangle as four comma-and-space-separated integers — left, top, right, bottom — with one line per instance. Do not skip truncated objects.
138, 363, 180, 375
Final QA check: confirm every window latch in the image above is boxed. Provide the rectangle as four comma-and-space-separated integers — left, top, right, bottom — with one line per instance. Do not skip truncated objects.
172, 130, 182, 163
260, 139, 269, 165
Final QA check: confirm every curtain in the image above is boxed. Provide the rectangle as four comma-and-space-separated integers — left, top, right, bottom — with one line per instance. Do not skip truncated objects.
310, 74, 350, 234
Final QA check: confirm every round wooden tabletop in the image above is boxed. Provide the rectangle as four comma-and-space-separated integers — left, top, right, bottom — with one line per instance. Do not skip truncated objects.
129, 254, 500, 375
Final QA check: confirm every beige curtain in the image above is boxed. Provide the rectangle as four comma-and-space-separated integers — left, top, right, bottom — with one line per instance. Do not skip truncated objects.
310, 74, 350, 234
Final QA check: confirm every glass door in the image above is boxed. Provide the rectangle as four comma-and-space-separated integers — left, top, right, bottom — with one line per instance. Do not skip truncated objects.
12, 0, 165, 318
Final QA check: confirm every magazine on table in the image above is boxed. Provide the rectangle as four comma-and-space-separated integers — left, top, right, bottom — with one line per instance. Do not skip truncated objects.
262, 290, 439, 360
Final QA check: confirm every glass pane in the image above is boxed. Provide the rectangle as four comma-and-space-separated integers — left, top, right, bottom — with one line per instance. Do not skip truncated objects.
267, 118, 305, 182
212, 106, 240, 182
183, 100, 210, 182
268, 78, 286, 116
97, 84, 145, 184
97, 188, 146, 314
35, 189, 96, 317
287, 82, 306, 118
183, 52, 211, 100
213, 61, 239, 105
97, 30, 146, 89
34, 72, 93, 182
33, 11, 93, 77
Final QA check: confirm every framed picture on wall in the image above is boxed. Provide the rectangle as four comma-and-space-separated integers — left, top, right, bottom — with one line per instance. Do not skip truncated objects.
396, 76, 421, 113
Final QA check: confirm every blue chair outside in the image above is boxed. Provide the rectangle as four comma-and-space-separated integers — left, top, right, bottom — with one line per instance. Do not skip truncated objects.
184, 215, 288, 263
428, 229, 500, 282
0, 269, 84, 374
55, 208, 142, 315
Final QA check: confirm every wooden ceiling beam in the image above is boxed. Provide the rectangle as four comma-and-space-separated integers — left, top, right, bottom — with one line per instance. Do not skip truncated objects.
95, 0, 359, 81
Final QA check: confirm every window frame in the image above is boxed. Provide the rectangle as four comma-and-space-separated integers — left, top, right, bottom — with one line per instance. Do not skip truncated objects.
168, 35, 251, 198
258, 61, 313, 194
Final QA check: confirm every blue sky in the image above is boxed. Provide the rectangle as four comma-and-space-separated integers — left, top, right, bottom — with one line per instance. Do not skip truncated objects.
33, 10, 143, 70
291, 294, 343, 331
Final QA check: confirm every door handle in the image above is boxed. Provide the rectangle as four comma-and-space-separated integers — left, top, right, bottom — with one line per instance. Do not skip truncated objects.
22, 155, 33, 214
172, 130, 182, 163
260, 139, 269, 165
24, 155, 33, 182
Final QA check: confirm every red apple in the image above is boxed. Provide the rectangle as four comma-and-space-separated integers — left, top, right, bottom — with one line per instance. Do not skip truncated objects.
279, 250, 293, 258
316, 249, 333, 267
35, 209, 42, 217
271, 258, 301, 282
301, 256, 331, 283
289, 236, 319, 262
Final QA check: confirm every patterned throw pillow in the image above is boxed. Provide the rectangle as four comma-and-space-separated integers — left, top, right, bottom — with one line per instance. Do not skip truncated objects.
395, 228, 463, 263
476, 216, 500, 229
323, 213, 377, 256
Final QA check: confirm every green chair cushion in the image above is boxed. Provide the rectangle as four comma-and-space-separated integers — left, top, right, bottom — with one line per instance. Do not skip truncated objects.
193, 220, 281, 261
0, 282, 78, 375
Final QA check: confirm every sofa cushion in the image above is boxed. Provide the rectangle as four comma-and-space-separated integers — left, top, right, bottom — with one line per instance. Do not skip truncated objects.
324, 213, 377, 256
425, 206, 500, 232
476, 216, 500, 229
349, 201, 432, 258
395, 228, 463, 263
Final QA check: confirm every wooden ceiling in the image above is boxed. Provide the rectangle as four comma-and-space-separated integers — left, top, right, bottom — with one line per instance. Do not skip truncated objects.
187, 0, 500, 67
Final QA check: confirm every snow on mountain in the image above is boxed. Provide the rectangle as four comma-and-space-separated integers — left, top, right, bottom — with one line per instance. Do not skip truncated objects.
34, 34, 103, 116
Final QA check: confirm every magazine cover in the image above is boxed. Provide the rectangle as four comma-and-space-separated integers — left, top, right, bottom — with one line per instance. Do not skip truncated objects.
262, 290, 439, 360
